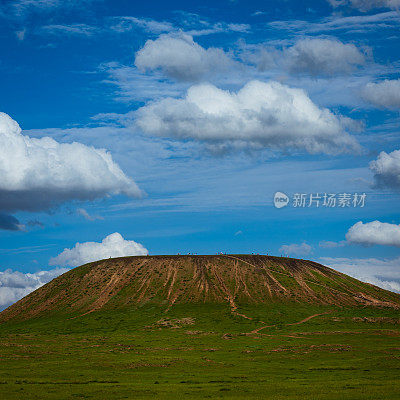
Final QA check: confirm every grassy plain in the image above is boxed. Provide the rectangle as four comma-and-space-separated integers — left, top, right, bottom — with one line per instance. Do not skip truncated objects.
1, 302, 399, 399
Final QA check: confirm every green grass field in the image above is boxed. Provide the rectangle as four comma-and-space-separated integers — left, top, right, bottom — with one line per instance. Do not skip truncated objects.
1, 302, 400, 399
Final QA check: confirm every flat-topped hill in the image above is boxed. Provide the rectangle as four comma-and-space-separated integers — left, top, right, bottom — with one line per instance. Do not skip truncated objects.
1, 254, 399, 322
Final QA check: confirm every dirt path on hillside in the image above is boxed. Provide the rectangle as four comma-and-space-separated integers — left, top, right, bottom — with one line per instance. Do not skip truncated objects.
249, 312, 331, 334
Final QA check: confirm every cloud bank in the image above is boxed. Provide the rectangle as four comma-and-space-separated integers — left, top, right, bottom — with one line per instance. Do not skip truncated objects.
0, 112, 141, 214
362, 79, 400, 110
136, 80, 361, 154
322, 256, 400, 294
284, 38, 365, 75
0, 267, 68, 310
134, 33, 234, 81
49, 232, 148, 267
252, 38, 365, 76
370, 150, 400, 190
346, 220, 400, 247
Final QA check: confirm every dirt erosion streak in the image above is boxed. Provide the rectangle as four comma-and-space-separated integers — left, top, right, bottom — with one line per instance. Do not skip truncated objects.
209, 260, 253, 320
224, 255, 374, 301
223, 255, 332, 329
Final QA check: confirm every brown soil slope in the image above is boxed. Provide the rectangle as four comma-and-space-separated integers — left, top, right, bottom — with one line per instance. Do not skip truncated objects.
1, 255, 399, 322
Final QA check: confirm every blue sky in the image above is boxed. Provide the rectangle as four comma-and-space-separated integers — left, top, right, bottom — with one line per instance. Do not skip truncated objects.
0, 0, 400, 308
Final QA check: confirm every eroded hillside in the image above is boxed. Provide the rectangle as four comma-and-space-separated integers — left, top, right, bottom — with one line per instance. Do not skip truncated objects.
1, 255, 399, 322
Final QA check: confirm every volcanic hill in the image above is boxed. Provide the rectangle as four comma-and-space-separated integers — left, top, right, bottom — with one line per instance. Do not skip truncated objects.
1, 254, 399, 322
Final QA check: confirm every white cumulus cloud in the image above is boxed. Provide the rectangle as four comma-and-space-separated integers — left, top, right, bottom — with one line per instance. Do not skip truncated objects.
0, 267, 68, 310
134, 33, 234, 81
362, 79, 400, 110
0, 112, 141, 214
49, 232, 148, 267
346, 220, 400, 247
279, 242, 313, 256
370, 150, 400, 190
284, 38, 365, 75
135, 80, 361, 155
251, 38, 366, 76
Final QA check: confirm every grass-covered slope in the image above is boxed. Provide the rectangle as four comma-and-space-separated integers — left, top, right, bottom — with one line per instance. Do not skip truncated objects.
1, 255, 399, 323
